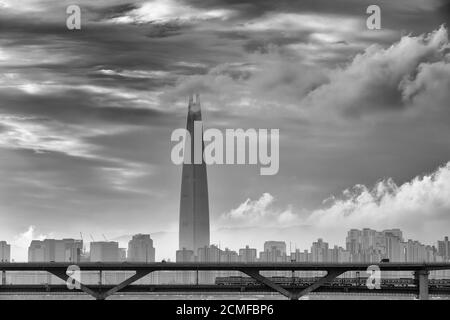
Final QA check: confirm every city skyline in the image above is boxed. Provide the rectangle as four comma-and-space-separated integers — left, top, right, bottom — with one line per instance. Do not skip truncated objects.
4, 159, 450, 262
3, 157, 450, 262
1, 227, 449, 263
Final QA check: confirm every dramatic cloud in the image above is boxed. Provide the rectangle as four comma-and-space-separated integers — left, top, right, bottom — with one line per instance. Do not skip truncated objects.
220, 161, 450, 248
162, 26, 450, 122
305, 26, 450, 117
400, 60, 450, 108
1, 0, 450, 260
307, 162, 450, 243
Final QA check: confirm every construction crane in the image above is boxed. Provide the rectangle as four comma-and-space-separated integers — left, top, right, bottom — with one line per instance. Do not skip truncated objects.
79, 232, 86, 254
102, 234, 108, 241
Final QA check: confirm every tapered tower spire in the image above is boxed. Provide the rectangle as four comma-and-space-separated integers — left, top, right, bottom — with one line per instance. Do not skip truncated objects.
179, 94, 210, 253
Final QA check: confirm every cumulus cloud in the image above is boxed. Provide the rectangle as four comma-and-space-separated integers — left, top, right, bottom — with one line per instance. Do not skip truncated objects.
10, 225, 53, 261
311, 162, 450, 223
12, 225, 49, 248
400, 60, 450, 108
218, 193, 300, 228
220, 161, 450, 245
218, 192, 302, 228
11, 226, 54, 262
306, 25, 450, 117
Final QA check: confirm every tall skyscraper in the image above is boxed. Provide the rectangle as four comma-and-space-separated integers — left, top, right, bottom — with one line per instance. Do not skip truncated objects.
179, 94, 210, 253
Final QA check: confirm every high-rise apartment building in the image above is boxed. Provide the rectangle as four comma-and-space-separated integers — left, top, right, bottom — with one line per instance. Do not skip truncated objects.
238, 246, 257, 263
28, 239, 82, 262
127, 234, 155, 262
90, 241, 119, 262
438, 236, 450, 260
0, 241, 11, 262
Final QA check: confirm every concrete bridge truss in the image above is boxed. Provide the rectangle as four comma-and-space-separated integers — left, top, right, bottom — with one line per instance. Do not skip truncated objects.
0, 262, 449, 300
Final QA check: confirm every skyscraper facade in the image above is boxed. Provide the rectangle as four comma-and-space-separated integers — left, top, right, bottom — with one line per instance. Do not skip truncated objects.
438, 236, 450, 261
260, 241, 286, 262
311, 238, 329, 262
238, 245, 257, 263
27, 239, 82, 263
90, 241, 119, 262
179, 94, 210, 253
0, 241, 11, 262
127, 234, 155, 262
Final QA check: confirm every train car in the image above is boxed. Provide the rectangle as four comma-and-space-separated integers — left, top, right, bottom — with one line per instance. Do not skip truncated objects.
215, 276, 256, 286
430, 278, 450, 288
215, 275, 444, 288
216, 276, 338, 287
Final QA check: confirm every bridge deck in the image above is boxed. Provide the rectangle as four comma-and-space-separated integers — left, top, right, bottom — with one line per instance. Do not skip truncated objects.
1, 262, 450, 271
1, 263, 449, 300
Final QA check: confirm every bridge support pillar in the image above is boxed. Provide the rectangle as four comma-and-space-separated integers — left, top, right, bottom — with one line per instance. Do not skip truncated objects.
98, 270, 153, 300
415, 270, 429, 300
48, 269, 103, 300
240, 269, 293, 299
291, 270, 344, 300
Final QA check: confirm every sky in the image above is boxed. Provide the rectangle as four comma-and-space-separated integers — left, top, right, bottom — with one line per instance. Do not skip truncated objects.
1, 0, 450, 261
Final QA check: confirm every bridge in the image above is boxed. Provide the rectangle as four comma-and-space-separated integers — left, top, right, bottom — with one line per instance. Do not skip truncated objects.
1, 262, 450, 300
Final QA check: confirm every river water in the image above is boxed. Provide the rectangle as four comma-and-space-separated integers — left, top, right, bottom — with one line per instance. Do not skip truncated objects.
1, 292, 449, 300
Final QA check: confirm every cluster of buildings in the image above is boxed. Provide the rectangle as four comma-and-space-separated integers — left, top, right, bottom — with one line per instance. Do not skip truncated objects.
0, 229, 449, 264
345, 229, 450, 264
0, 230, 449, 285
26, 234, 155, 263
173, 230, 450, 283
175, 230, 450, 265
0, 234, 157, 286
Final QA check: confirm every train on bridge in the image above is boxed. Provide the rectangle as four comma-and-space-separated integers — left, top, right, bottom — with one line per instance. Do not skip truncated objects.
215, 276, 450, 289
